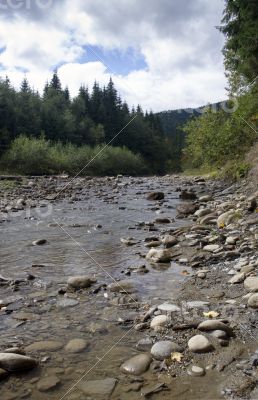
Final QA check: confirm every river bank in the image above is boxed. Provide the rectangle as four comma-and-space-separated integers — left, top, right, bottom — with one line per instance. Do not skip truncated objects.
0, 174, 257, 399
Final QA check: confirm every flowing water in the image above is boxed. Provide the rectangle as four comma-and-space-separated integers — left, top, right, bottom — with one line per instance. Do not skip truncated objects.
0, 177, 224, 399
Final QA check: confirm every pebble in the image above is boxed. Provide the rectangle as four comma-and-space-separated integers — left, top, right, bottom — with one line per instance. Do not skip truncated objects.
120, 354, 152, 375
188, 335, 214, 353
57, 298, 79, 308
248, 293, 258, 308
150, 315, 170, 329
67, 276, 97, 290
32, 239, 47, 246
136, 338, 153, 351
188, 365, 206, 377
158, 303, 181, 313
210, 330, 228, 339
244, 277, 258, 292
151, 341, 182, 360
0, 353, 38, 372
146, 248, 172, 263
65, 339, 88, 353
228, 272, 246, 284
108, 280, 134, 293
161, 235, 178, 248
203, 244, 220, 252
37, 376, 60, 392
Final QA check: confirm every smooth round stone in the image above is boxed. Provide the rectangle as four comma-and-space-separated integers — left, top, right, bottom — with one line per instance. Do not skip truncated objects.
25, 341, 63, 352
151, 341, 182, 361
158, 303, 181, 313
120, 354, 152, 375
150, 315, 170, 329
161, 235, 178, 248
0, 353, 38, 372
188, 335, 214, 353
188, 365, 205, 377
198, 320, 233, 336
210, 330, 228, 339
228, 272, 246, 284
146, 249, 172, 263
37, 376, 60, 392
248, 293, 258, 308
67, 276, 96, 290
244, 277, 258, 292
65, 339, 88, 353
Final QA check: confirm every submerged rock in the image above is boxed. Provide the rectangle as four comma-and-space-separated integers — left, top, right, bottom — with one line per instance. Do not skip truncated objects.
25, 341, 63, 352
108, 279, 134, 293
78, 378, 117, 397
67, 276, 97, 290
65, 339, 88, 353
0, 353, 38, 372
37, 375, 60, 392
120, 354, 152, 375
147, 192, 164, 201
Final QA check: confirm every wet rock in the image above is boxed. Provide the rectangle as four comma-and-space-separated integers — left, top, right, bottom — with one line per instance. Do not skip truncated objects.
67, 276, 97, 290
244, 277, 258, 292
161, 235, 178, 248
146, 248, 172, 263
150, 315, 170, 329
145, 241, 161, 248
136, 338, 153, 351
188, 335, 214, 353
147, 192, 164, 201
32, 239, 47, 246
120, 237, 138, 246
188, 365, 205, 377
180, 190, 197, 200
0, 353, 38, 372
248, 293, 258, 308
108, 279, 134, 293
177, 203, 197, 216
25, 341, 63, 352
199, 195, 213, 202
78, 378, 117, 397
228, 272, 246, 284
198, 320, 233, 336
151, 341, 182, 361
155, 218, 171, 224
65, 339, 88, 353
37, 375, 60, 392
120, 354, 152, 375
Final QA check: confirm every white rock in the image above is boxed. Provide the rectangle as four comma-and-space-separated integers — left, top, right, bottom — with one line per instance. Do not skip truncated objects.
188, 365, 205, 376
244, 277, 258, 292
203, 244, 220, 252
228, 272, 246, 284
188, 335, 213, 353
158, 303, 181, 313
150, 315, 170, 329
248, 293, 258, 308
146, 248, 172, 263
217, 211, 235, 228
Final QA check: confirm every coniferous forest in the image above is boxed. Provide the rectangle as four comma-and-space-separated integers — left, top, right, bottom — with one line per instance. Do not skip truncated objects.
0, 73, 173, 175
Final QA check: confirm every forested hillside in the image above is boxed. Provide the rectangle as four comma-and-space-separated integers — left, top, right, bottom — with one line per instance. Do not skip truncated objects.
0, 74, 170, 175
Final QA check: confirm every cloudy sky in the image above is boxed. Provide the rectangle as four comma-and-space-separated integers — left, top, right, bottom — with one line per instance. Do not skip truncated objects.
0, 0, 227, 111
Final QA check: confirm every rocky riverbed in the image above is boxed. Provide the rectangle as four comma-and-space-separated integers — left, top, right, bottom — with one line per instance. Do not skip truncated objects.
0, 174, 257, 399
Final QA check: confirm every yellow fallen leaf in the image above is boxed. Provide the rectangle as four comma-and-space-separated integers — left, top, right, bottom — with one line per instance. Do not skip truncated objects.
203, 311, 220, 318
171, 352, 183, 362
219, 223, 225, 229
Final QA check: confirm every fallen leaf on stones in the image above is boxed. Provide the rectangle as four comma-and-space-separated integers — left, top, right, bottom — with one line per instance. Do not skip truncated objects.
203, 311, 220, 318
171, 352, 183, 362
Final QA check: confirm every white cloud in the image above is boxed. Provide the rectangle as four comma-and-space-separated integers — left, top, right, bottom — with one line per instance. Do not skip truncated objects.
0, 0, 227, 111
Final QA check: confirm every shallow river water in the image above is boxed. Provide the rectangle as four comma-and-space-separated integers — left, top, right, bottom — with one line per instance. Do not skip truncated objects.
0, 177, 225, 399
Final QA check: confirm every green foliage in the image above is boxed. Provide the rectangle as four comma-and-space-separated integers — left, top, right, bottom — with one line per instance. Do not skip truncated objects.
219, 0, 258, 93
1, 136, 147, 176
183, 91, 258, 175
